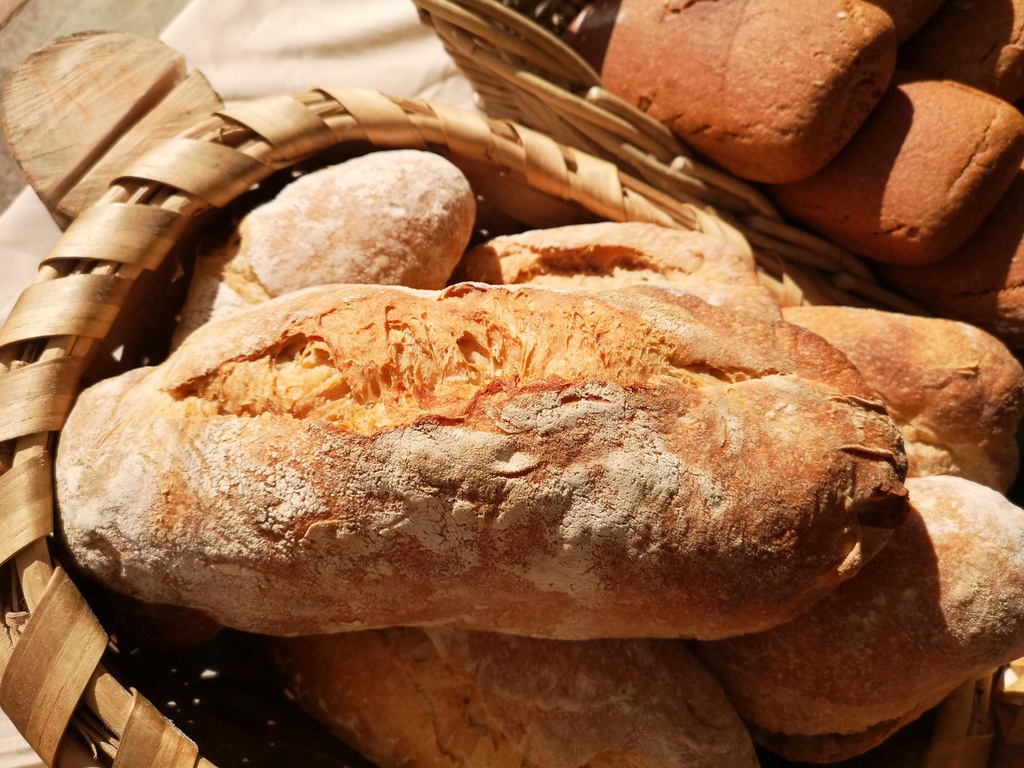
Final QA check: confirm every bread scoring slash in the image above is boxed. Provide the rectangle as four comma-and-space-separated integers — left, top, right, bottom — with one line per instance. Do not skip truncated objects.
56, 283, 907, 639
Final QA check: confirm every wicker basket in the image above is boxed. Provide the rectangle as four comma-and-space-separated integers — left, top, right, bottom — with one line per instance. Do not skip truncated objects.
0, 85, 867, 767
0, 12, 1018, 766
409, 0, 937, 315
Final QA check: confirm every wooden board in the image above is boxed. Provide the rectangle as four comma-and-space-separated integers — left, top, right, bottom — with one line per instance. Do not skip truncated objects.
1, 31, 222, 228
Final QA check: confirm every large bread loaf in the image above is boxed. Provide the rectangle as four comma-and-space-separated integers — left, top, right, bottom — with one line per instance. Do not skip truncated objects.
56, 283, 906, 639
694, 475, 1024, 762
782, 305, 1024, 492
277, 628, 759, 768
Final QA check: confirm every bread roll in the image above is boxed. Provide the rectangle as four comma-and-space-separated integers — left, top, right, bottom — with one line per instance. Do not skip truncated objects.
880, 164, 1024, 348
771, 76, 1024, 265
56, 283, 906, 640
172, 149, 476, 344
694, 475, 1024, 762
587, 0, 896, 183
277, 628, 759, 768
901, 0, 1024, 102
782, 305, 1024, 492
865, 0, 944, 41
459, 221, 782, 322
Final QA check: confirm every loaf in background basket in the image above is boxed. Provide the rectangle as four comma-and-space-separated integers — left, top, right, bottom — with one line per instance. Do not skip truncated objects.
276, 628, 759, 768
55, 281, 907, 641
570, 0, 897, 184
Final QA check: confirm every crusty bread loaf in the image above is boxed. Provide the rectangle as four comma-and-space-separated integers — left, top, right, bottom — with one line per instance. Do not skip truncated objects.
771, 75, 1024, 265
459, 222, 782, 322
694, 475, 1024, 763
879, 164, 1024, 348
782, 305, 1024, 492
172, 149, 475, 345
276, 628, 759, 768
56, 282, 906, 640
588, 0, 896, 183
900, 0, 1024, 102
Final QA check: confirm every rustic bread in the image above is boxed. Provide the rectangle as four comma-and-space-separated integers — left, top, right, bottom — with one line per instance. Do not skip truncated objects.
276, 628, 759, 768
782, 305, 1024, 492
880, 164, 1024, 349
587, 0, 896, 183
695, 475, 1024, 762
459, 221, 782, 321
770, 75, 1024, 265
865, 0, 944, 41
900, 0, 1024, 102
56, 283, 906, 640
171, 149, 475, 345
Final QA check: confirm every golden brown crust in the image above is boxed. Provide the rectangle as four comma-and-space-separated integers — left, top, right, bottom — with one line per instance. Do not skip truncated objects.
459, 222, 782, 322
172, 150, 475, 345
771, 76, 1024, 265
276, 629, 760, 768
56, 283, 906, 639
782, 305, 1024, 492
694, 475, 1024, 759
599, 0, 896, 183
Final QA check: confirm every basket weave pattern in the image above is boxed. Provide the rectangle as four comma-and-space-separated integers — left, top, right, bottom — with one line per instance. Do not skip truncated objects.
0, 86, 785, 767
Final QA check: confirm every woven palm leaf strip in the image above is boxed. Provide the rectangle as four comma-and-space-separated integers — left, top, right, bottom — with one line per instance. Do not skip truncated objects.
413, 0, 926, 314
0, 87, 798, 767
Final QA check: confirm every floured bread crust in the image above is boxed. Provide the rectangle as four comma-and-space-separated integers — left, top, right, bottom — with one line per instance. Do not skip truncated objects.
459, 222, 782, 322
276, 628, 759, 768
783, 305, 1024, 492
56, 283, 906, 639
172, 149, 475, 345
694, 475, 1024, 762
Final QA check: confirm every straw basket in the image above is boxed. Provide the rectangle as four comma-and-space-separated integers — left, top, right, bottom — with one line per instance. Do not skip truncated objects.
0, 85, 876, 767
0, 14, 1020, 768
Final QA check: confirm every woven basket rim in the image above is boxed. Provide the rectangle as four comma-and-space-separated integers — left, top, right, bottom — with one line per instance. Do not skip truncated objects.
0, 85, 790, 767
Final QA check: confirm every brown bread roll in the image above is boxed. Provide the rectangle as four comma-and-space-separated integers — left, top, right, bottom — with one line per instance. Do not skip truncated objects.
900, 0, 1024, 102
694, 475, 1024, 763
586, 0, 896, 184
459, 221, 782, 322
172, 149, 476, 345
865, 0, 945, 41
782, 305, 1024, 492
276, 628, 759, 768
56, 283, 906, 640
880, 164, 1024, 348
770, 75, 1024, 266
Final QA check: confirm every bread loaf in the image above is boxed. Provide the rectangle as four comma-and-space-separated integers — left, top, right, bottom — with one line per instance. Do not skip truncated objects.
865, 0, 944, 41
782, 305, 1024, 492
900, 0, 1024, 102
56, 282, 906, 640
277, 628, 759, 768
172, 150, 475, 344
694, 475, 1024, 762
770, 75, 1024, 265
587, 0, 897, 183
880, 164, 1024, 348
459, 221, 782, 321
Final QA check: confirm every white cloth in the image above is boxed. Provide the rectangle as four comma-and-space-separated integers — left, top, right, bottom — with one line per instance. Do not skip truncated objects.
0, 0, 476, 324
0, 2, 474, 764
